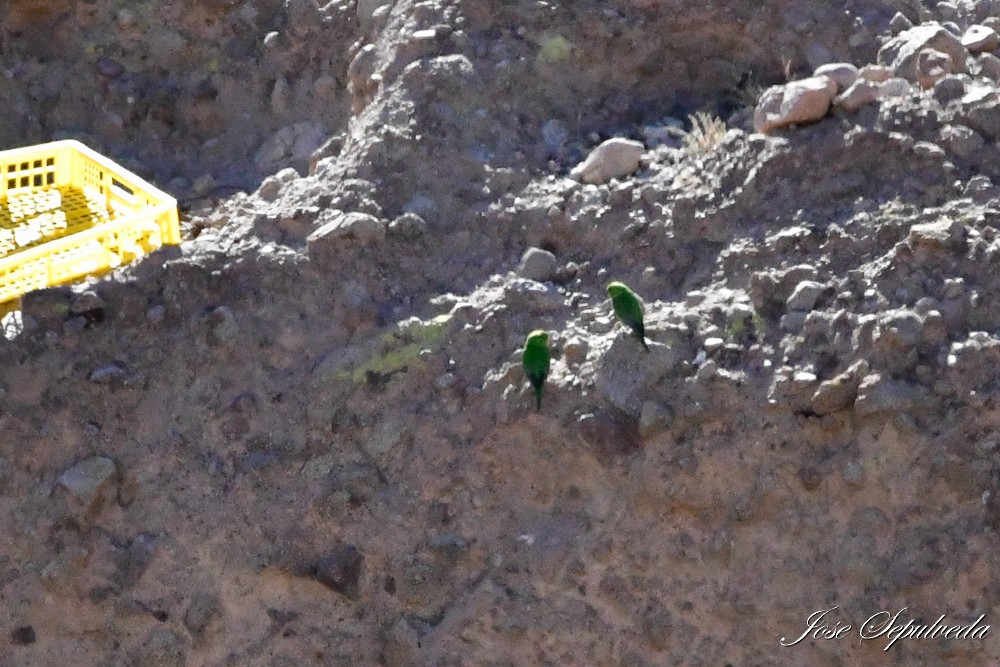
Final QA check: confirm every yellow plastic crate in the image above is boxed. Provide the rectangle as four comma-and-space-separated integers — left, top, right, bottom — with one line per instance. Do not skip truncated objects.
0, 140, 180, 315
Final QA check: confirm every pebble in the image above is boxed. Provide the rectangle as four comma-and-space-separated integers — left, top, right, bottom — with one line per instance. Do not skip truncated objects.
315, 545, 364, 600
146, 305, 166, 325
888, 12, 913, 34
541, 119, 569, 151
388, 212, 428, 240
58, 456, 116, 505
842, 460, 865, 485
977, 53, 1000, 81
703, 336, 724, 352
879, 77, 913, 98
88, 364, 125, 383
183, 593, 221, 637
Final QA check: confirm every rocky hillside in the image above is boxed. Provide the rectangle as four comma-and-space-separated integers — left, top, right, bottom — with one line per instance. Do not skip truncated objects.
3, 0, 1000, 665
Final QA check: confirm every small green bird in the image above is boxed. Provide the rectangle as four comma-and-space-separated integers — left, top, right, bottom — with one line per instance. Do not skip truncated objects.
607, 281, 649, 352
522, 330, 551, 411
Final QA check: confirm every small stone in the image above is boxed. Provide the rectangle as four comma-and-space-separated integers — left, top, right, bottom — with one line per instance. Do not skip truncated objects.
21, 287, 72, 329
315, 545, 364, 600
257, 173, 288, 202
541, 118, 569, 151
767, 367, 819, 409
562, 337, 588, 364
703, 336, 724, 352
833, 79, 881, 111
977, 53, 1000, 81
307, 211, 386, 249
908, 219, 961, 249
780, 311, 808, 333
68, 292, 103, 317
128, 628, 185, 667
89, 362, 126, 382
206, 306, 238, 346
192, 174, 216, 196
786, 280, 825, 312
388, 212, 427, 240
358, 0, 391, 30
854, 374, 928, 416
813, 63, 859, 92
888, 12, 913, 34
879, 77, 913, 98
639, 400, 673, 440
254, 121, 327, 173
59, 456, 116, 504
940, 124, 985, 158
570, 138, 645, 184
875, 310, 924, 350
933, 75, 965, 105
859, 64, 894, 82
63, 316, 87, 334
696, 359, 719, 380
427, 533, 469, 563
842, 460, 865, 485
516, 247, 558, 282
96, 56, 125, 79
810, 360, 870, 415
183, 593, 221, 637
962, 25, 1000, 53
11, 625, 35, 645
146, 305, 166, 325
754, 76, 838, 133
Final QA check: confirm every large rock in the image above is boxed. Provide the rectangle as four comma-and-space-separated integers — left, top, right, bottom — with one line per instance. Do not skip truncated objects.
962, 25, 1000, 53
307, 211, 386, 255
833, 79, 881, 112
516, 247, 558, 282
854, 374, 930, 416
754, 76, 838, 133
570, 138, 645, 184
877, 23, 967, 84
914, 48, 956, 89
813, 63, 859, 92
595, 332, 685, 415
810, 360, 870, 415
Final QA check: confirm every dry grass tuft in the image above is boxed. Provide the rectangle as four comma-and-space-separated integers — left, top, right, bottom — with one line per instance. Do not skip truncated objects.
680, 112, 728, 154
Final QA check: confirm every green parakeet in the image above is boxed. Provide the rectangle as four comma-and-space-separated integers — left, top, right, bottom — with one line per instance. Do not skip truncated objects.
522, 330, 551, 411
607, 281, 649, 352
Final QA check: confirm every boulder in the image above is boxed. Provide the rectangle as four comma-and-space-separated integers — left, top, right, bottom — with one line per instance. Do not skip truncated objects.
570, 138, 645, 184
754, 76, 838, 133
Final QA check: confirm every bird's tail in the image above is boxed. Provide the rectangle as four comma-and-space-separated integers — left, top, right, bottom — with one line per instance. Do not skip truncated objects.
641, 337, 650, 353
535, 385, 543, 411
